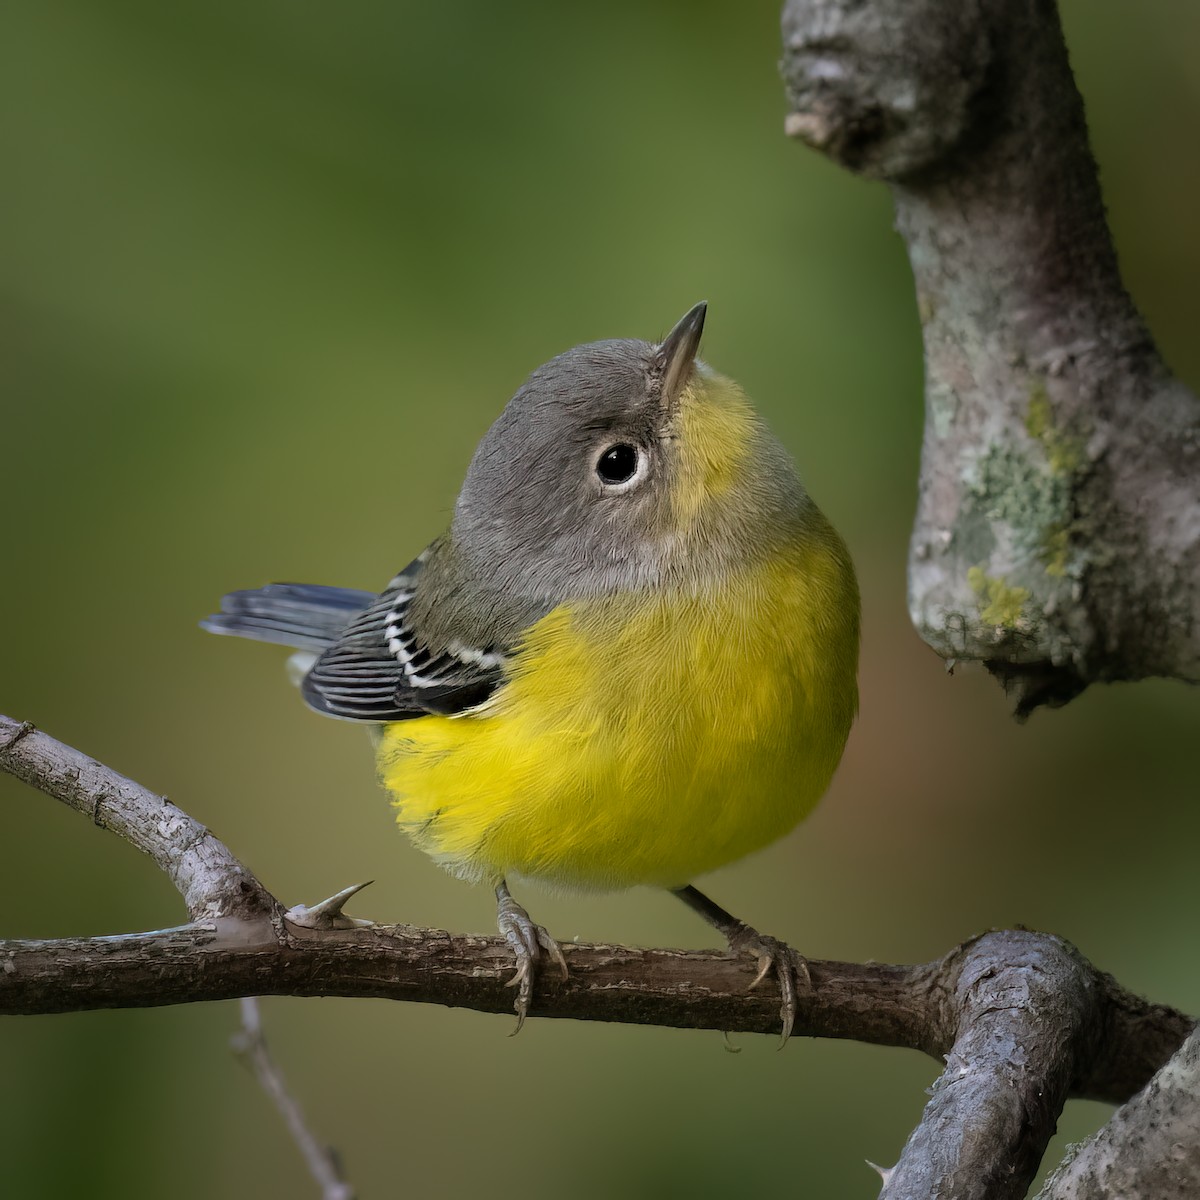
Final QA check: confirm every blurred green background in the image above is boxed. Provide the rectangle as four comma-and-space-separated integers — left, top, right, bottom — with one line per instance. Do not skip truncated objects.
3, 2, 1198, 1196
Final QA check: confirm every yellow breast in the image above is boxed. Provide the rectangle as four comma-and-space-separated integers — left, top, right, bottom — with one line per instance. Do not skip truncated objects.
376, 528, 858, 891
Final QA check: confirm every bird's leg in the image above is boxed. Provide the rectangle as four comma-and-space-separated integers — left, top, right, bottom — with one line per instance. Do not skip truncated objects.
494, 880, 568, 1034
672, 884, 810, 1046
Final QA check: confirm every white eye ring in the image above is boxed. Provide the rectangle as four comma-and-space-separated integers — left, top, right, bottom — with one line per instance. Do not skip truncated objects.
595, 443, 647, 492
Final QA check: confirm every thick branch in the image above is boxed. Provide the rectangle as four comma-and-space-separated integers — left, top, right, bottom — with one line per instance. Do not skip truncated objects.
781, 0, 1200, 714
1037, 1025, 1200, 1200
777, 4, 1200, 1187
0, 921, 1189, 1106
3, 714, 1195, 1199
883, 934, 1094, 1199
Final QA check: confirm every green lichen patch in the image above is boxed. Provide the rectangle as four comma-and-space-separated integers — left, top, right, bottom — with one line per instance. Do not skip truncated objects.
967, 566, 1031, 628
962, 391, 1087, 586
1024, 382, 1052, 440
974, 443, 1050, 527
1025, 381, 1085, 475
1039, 523, 1071, 578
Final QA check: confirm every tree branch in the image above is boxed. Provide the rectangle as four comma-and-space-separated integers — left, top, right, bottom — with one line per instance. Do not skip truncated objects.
780, 0, 1200, 716
776, 3, 1200, 1190
0, 716, 274, 923
1036, 1025, 1200, 1200
2, 713, 1196, 1197
233, 997, 355, 1200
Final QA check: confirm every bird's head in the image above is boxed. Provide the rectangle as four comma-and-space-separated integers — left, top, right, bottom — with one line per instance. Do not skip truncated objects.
451, 303, 809, 600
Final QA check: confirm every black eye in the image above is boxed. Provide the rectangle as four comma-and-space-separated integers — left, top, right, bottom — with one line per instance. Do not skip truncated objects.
596, 443, 640, 485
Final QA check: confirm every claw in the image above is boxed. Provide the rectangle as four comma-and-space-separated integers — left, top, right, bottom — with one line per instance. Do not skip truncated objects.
285, 881, 374, 930
671, 886, 812, 1047
495, 881, 567, 1034
750, 954, 775, 990
731, 930, 811, 1048
542, 928, 569, 981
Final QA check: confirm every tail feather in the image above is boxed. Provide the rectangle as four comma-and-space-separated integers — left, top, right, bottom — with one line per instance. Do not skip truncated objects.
201, 583, 374, 651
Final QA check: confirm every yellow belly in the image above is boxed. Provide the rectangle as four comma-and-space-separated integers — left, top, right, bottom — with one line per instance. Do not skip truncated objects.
377, 542, 858, 890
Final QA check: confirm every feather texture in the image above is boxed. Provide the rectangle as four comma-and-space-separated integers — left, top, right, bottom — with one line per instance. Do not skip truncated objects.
375, 377, 860, 890
203, 340, 861, 897
379, 524, 859, 889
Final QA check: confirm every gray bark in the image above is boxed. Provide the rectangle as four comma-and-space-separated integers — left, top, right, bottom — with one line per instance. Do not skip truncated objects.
777, 1, 1200, 1194
1037, 1025, 1200, 1200
3, 713, 1197, 1199
780, 0, 1200, 716
0, 717, 274, 923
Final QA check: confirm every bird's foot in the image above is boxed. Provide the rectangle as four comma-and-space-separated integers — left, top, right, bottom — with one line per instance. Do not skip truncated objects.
495, 882, 568, 1034
670, 886, 811, 1047
285, 881, 375, 930
726, 925, 811, 1048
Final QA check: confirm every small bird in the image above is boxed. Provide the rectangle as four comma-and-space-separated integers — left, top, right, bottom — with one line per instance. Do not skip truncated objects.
204, 304, 859, 1040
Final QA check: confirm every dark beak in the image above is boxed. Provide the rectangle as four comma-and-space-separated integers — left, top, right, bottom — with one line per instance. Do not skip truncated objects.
655, 301, 707, 407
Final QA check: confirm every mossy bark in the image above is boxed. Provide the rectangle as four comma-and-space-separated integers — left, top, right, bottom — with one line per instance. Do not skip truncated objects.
781, 0, 1200, 715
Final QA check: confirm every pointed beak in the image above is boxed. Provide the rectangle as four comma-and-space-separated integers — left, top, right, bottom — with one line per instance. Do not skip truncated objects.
656, 301, 707, 407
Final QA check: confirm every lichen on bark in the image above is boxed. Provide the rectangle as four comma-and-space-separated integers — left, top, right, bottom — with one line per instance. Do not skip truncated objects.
781, 0, 1200, 715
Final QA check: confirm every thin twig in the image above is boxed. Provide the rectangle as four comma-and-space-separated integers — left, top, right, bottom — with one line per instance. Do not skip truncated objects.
232, 998, 355, 1200
0, 714, 275, 922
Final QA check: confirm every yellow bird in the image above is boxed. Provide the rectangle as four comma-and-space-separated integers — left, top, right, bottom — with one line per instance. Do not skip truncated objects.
204, 304, 859, 1039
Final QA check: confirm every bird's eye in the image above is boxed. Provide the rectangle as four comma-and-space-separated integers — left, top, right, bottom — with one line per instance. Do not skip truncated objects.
596, 443, 640, 485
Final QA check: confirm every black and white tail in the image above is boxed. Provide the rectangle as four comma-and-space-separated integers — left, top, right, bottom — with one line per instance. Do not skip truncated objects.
201, 583, 375, 651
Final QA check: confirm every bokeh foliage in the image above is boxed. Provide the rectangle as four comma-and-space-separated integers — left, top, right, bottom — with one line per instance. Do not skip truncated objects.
2, 2, 1198, 1196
